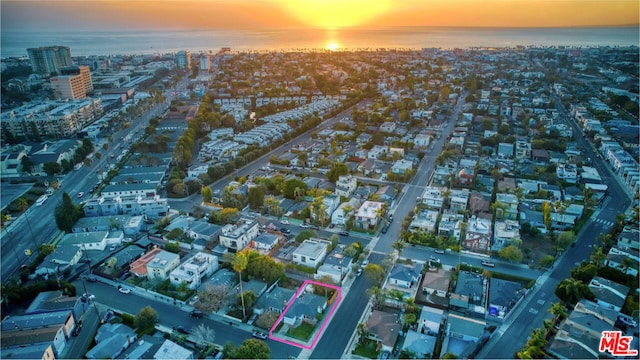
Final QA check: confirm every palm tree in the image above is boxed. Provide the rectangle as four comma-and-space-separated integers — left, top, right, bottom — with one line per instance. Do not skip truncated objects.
392, 240, 407, 254
556, 278, 588, 306
590, 246, 606, 269
231, 251, 249, 320
549, 302, 568, 325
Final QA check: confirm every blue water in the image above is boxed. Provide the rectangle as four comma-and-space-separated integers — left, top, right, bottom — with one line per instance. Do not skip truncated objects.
1, 26, 638, 58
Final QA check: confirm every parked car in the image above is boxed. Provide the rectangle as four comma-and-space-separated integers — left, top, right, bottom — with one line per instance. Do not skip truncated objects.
361, 259, 369, 268
381, 224, 390, 234
434, 249, 445, 254
118, 286, 131, 294
481, 260, 495, 267
339, 231, 349, 236
175, 326, 191, 334
190, 310, 205, 318
77, 192, 85, 198
280, 220, 289, 225
102, 309, 115, 323
355, 269, 363, 277
280, 228, 291, 234
72, 323, 82, 336
619, 315, 638, 327
82, 292, 96, 301
85, 275, 98, 282
252, 331, 268, 340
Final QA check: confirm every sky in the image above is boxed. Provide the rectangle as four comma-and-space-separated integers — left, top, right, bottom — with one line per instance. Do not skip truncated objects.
2, 0, 638, 32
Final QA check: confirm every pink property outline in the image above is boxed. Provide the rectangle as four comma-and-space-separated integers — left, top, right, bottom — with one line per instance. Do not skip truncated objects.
269, 279, 342, 350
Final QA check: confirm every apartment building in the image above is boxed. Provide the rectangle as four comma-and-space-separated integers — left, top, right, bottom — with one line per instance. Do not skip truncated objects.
27, 45, 73, 76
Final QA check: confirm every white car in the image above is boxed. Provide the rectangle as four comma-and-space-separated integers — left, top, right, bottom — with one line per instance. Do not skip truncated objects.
118, 287, 131, 294
280, 220, 289, 225
77, 192, 85, 198
82, 292, 96, 300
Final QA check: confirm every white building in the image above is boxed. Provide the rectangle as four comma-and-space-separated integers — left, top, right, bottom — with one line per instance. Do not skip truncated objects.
219, 218, 259, 252
292, 238, 330, 268
169, 252, 218, 290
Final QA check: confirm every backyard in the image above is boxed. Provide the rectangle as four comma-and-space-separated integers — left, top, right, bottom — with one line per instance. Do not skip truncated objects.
353, 338, 379, 359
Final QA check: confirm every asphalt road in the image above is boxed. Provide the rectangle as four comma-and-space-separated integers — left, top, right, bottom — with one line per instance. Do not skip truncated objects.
78, 279, 301, 359
309, 252, 379, 359
0, 97, 171, 281
478, 96, 633, 358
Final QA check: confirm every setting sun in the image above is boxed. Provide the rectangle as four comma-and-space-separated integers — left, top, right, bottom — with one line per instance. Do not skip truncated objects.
278, 0, 391, 29
325, 42, 340, 51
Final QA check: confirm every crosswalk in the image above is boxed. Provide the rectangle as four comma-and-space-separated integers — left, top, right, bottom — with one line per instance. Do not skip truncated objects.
594, 218, 614, 227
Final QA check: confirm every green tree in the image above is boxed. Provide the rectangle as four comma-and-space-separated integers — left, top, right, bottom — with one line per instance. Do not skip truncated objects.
54, 192, 81, 232
232, 338, 270, 359
570, 262, 597, 283
237, 290, 257, 313
247, 186, 265, 210
134, 305, 158, 332
326, 162, 350, 182
281, 178, 307, 199
555, 277, 594, 306
542, 201, 552, 230
232, 251, 249, 320
43, 162, 62, 176
498, 245, 523, 262
364, 263, 384, 285
590, 246, 606, 268
164, 241, 180, 253
201, 186, 213, 203
392, 240, 407, 254
20, 156, 34, 174
295, 230, 318, 244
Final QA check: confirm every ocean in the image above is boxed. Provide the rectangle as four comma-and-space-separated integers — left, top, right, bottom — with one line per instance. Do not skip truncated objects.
1, 26, 638, 58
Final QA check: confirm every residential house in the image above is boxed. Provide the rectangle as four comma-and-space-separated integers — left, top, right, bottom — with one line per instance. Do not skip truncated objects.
35, 244, 83, 276
588, 276, 630, 312
86, 323, 137, 360
255, 286, 295, 315
334, 175, 357, 197
1, 310, 75, 359
441, 313, 487, 359
316, 248, 352, 284
365, 310, 402, 353
420, 186, 445, 210
418, 306, 445, 336
414, 133, 432, 148
219, 218, 259, 252
605, 247, 639, 276
368, 145, 387, 159
283, 292, 327, 327
420, 268, 452, 309
253, 233, 281, 255
488, 278, 524, 320
376, 185, 397, 206
169, 252, 218, 290
391, 159, 414, 175
617, 225, 639, 251
493, 219, 520, 251
129, 247, 163, 278
432, 166, 453, 186
547, 299, 618, 359
449, 188, 470, 212
385, 264, 422, 303
438, 211, 464, 242
409, 210, 439, 233
455, 167, 475, 188
292, 238, 330, 268
147, 250, 181, 281
331, 198, 361, 226
463, 216, 493, 252
494, 193, 519, 220
450, 271, 488, 316
354, 201, 385, 230
59, 230, 110, 251
497, 143, 514, 159
401, 331, 437, 359
153, 339, 193, 360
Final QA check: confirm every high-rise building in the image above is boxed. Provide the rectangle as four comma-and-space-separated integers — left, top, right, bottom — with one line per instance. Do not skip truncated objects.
50, 74, 87, 100
60, 66, 93, 93
175, 51, 191, 69
27, 46, 73, 76
200, 54, 211, 71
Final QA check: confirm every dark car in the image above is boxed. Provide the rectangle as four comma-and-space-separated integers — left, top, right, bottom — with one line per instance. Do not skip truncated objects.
339, 231, 350, 236
72, 323, 82, 336
381, 224, 389, 234
85, 275, 98, 283
280, 228, 291, 234
175, 326, 191, 334
190, 310, 205, 318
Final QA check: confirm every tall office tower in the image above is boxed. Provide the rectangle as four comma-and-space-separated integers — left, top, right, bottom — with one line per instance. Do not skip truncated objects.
200, 54, 211, 71
27, 46, 73, 76
175, 50, 191, 69
61, 66, 93, 93
50, 74, 87, 100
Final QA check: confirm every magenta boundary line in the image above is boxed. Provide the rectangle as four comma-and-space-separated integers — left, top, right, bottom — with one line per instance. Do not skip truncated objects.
268, 279, 343, 350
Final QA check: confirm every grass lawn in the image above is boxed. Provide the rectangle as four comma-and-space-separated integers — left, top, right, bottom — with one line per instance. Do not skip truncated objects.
353, 338, 379, 359
287, 322, 315, 340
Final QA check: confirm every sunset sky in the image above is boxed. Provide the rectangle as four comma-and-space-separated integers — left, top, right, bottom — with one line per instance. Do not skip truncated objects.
2, 0, 638, 32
